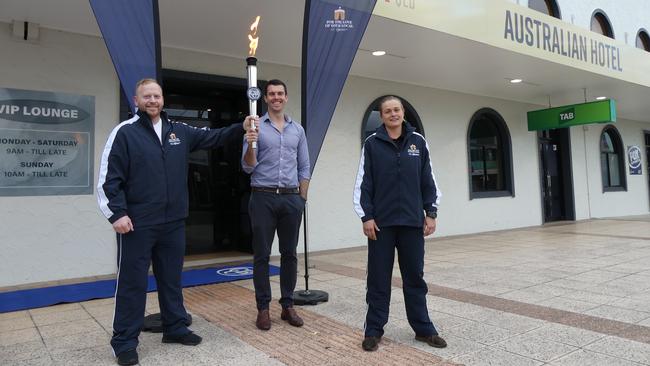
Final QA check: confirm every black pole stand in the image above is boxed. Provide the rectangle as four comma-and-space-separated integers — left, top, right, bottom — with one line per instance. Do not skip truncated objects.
293, 202, 329, 305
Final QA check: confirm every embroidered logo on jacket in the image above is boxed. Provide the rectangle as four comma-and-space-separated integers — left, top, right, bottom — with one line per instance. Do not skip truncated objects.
168, 133, 181, 146
407, 144, 420, 156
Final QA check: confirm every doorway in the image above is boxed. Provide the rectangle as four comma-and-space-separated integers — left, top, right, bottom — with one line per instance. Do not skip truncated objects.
538, 128, 575, 222
120, 70, 265, 255
165, 70, 266, 255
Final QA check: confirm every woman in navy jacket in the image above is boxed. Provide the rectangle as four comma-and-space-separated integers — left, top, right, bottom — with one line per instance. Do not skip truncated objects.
353, 96, 446, 352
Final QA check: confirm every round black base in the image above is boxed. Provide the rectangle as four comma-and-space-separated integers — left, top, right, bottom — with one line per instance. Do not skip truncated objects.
142, 313, 192, 333
293, 289, 329, 306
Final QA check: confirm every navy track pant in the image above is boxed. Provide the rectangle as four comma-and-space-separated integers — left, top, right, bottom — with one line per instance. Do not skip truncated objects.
364, 226, 437, 338
111, 220, 189, 355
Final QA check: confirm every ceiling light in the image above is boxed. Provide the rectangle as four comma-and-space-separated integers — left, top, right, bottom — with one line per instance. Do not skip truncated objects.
371, 50, 386, 56
510, 78, 523, 84
595, 96, 607, 100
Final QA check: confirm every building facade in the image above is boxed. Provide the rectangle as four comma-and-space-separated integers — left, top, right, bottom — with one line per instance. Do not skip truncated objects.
1, 0, 649, 287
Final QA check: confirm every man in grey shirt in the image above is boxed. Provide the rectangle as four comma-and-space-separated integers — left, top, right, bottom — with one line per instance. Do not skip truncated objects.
242, 79, 310, 330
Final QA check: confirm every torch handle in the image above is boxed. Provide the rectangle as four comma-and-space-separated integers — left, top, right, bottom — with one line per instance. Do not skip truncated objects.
247, 61, 258, 149
249, 100, 257, 149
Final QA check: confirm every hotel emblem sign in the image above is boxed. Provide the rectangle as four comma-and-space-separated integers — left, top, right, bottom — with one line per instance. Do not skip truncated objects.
627, 146, 642, 175
334, 7, 345, 20
325, 6, 354, 32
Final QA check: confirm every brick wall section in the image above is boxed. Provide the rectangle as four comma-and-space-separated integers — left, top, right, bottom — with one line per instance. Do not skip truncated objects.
184, 283, 461, 366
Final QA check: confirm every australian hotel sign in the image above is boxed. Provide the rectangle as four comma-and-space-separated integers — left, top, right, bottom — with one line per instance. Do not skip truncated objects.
374, 1, 650, 87
0, 88, 94, 196
504, 10, 622, 72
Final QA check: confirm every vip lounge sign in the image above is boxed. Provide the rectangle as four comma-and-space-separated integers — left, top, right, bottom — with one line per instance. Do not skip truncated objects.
628, 145, 642, 175
527, 99, 616, 131
0, 88, 95, 196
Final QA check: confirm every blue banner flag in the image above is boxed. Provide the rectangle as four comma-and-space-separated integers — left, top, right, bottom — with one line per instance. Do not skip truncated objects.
89, 0, 161, 113
302, 0, 376, 173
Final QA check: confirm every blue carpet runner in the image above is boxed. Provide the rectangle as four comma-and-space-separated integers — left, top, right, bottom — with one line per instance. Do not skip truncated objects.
0, 263, 279, 313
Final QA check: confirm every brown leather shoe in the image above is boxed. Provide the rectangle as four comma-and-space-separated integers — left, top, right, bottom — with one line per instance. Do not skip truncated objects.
280, 307, 304, 327
361, 336, 381, 351
415, 334, 447, 348
256, 309, 271, 330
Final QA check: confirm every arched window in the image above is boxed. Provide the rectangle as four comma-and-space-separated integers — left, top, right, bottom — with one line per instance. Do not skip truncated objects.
600, 125, 626, 191
467, 108, 514, 198
361, 96, 424, 144
636, 29, 650, 52
528, 0, 561, 19
590, 10, 615, 39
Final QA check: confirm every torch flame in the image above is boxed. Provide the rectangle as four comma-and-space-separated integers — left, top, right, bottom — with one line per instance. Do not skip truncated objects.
248, 16, 261, 56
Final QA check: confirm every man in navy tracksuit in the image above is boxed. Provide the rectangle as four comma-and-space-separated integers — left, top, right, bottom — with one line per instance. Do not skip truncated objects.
353, 96, 447, 352
97, 79, 253, 365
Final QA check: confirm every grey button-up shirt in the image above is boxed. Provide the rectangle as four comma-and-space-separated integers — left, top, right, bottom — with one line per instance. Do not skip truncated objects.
242, 113, 310, 187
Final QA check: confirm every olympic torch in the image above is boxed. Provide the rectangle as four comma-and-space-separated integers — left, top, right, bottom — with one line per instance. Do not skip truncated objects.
246, 16, 261, 149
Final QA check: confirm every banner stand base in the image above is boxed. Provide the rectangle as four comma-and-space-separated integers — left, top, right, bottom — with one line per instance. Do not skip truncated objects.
293, 289, 329, 306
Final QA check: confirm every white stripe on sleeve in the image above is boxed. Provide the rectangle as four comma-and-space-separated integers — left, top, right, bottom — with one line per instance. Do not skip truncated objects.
415, 132, 441, 208
353, 134, 375, 218
97, 115, 139, 219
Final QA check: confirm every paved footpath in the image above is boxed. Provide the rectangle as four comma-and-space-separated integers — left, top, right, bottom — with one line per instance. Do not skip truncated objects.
2, 217, 650, 365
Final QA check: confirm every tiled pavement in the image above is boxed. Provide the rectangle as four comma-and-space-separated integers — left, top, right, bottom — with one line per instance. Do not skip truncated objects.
3, 217, 650, 365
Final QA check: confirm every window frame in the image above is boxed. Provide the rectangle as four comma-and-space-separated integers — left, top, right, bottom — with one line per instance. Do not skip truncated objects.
636, 29, 650, 52
600, 125, 627, 192
360, 95, 424, 145
590, 9, 615, 39
528, 0, 561, 19
467, 108, 515, 199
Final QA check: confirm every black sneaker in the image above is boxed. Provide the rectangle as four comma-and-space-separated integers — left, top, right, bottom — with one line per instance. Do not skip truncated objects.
415, 334, 447, 348
116, 349, 138, 366
361, 336, 381, 352
162, 331, 202, 346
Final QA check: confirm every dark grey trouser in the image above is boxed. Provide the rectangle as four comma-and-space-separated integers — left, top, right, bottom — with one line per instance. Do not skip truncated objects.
248, 191, 305, 310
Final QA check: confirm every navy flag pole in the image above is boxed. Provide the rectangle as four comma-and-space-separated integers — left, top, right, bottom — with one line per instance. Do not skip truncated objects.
302, 0, 376, 172
89, 0, 162, 113
295, 0, 377, 306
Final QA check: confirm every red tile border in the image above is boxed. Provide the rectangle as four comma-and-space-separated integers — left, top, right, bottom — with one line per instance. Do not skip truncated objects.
184, 283, 461, 366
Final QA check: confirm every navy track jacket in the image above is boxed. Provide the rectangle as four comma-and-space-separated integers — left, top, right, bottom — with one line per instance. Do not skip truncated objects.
353, 123, 441, 228
97, 110, 242, 228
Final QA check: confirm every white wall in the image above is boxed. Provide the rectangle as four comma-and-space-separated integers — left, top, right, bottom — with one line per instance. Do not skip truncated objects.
311, 76, 545, 251
557, 0, 649, 45
571, 119, 650, 219
0, 23, 120, 287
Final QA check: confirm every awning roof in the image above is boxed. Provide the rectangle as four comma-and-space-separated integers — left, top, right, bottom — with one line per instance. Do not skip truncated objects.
2, 0, 649, 122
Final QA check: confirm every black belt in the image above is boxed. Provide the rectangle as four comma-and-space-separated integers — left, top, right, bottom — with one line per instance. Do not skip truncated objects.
251, 186, 299, 194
